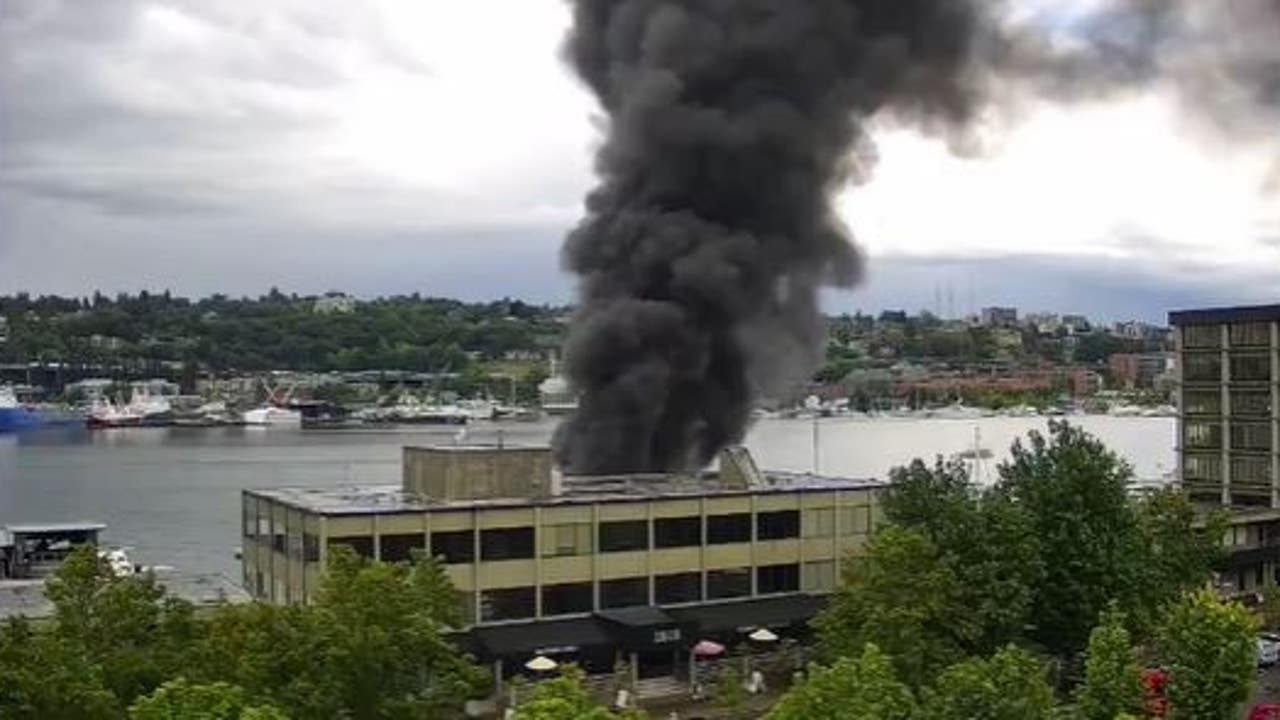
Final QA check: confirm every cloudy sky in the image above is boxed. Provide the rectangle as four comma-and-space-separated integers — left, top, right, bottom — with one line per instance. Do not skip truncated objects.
2, 0, 1277, 322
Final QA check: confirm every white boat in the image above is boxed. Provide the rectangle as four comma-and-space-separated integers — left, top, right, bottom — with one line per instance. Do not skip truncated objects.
87, 397, 145, 428
928, 403, 985, 420
538, 374, 578, 415
242, 406, 303, 426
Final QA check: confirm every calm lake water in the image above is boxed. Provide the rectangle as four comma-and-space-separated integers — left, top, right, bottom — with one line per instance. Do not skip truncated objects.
0, 415, 1175, 579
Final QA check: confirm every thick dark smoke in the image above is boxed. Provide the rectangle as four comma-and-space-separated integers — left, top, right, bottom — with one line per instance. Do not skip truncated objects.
554, 0, 1280, 476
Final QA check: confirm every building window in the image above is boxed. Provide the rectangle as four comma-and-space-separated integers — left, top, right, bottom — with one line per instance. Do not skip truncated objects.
1184, 390, 1222, 416
431, 530, 475, 564
707, 513, 751, 544
1183, 453, 1223, 481
654, 516, 702, 548
542, 582, 593, 617
802, 561, 837, 593
757, 563, 800, 595
242, 498, 256, 539
456, 590, 476, 626
303, 533, 320, 562
1231, 391, 1272, 417
1183, 325, 1221, 348
655, 572, 702, 605
839, 506, 871, 535
600, 577, 649, 608
599, 520, 648, 553
256, 509, 271, 544
542, 523, 592, 557
1184, 422, 1222, 450
271, 518, 286, 554
1232, 457, 1273, 486
480, 587, 535, 622
1230, 423, 1272, 452
1231, 354, 1271, 382
1231, 322, 1271, 347
757, 510, 800, 540
481, 527, 535, 561
803, 508, 835, 538
707, 567, 751, 599
327, 536, 373, 559
1183, 353, 1223, 382
380, 533, 425, 563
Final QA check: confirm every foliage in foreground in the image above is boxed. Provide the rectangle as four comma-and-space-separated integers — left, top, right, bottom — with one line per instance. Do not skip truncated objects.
509, 666, 644, 720
127, 679, 287, 720
818, 421, 1225, 687
1156, 589, 1258, 720
0, 546, 484, 720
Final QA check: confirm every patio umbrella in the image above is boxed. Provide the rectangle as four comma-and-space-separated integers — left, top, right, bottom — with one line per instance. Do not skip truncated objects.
692, 639, 726, 657
524, 655, 558, 672
748, 628, 779, 643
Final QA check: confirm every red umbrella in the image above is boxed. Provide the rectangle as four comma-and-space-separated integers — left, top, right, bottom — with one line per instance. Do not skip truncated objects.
692, 640, 725, 657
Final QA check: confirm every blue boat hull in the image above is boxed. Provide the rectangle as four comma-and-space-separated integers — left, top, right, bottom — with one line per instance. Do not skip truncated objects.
0, 407, 41, 431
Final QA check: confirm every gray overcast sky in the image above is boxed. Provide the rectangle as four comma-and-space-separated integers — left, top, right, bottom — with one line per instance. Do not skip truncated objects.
2, 0, 1278, 322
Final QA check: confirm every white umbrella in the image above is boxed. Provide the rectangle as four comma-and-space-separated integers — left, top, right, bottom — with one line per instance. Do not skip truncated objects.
525, 655, 558, 672
748, 628, 779, 642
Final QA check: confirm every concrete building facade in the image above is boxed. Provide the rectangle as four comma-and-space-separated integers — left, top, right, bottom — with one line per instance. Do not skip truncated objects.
1170, 304, 1280, 593
242, 445, 885, 683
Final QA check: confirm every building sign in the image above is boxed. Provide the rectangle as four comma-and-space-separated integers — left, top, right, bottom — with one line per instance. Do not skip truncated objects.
653, 628, 681, 644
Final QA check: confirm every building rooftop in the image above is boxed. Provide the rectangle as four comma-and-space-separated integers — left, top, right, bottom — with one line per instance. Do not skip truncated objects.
249, 470, 884, 516
1169, 303, 1280, 326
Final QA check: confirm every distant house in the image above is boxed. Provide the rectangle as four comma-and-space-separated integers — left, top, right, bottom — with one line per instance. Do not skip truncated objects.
313, 293, 357, 315
980, 306, 1018, 327
0, 316, 7, 345
1061, 314, 1091, 334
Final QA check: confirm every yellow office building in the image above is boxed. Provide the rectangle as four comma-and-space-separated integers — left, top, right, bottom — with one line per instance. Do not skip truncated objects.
242, 444, 885, 681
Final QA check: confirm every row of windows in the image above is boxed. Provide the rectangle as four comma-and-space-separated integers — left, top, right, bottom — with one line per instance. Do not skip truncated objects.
336, 509, 869, 564
475, 562, 810, 621
1182, 352, 1275, 383
1183, 390, 1276, 417
1183, 322, 1274, 349
1184, 422, 1274, 451
1185, 453, 1278, 484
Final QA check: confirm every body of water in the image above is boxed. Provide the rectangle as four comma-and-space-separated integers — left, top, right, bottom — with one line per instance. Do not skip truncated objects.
0, 415, 1175, 579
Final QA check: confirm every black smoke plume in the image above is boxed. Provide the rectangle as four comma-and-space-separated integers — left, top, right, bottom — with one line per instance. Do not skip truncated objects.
554, 0, 1280, 476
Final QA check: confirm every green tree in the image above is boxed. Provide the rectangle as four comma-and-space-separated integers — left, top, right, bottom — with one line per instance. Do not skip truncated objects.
814, 526, 965, 687
510, 666, 642, 720
883, 458, 1044, 655
128, 679, 287, 720
1132, 490, 1225, 634
767, 644, 917, 720
1262, 579, 1280, 632
918, 645, 1056, 720
43, 545, 200, 707
1156, 590, 1257, 720
1071, 606, 1143, 720
0, 617, 120, 719
715, 666, 750, 720
996, 421, 1145, 659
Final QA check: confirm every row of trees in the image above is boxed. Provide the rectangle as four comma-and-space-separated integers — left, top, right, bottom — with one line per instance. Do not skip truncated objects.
0, 291, 566, 373
0, 547, 485, 719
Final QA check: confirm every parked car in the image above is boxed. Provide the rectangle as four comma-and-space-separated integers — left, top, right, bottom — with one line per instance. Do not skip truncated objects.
1259, 635, 1280, 668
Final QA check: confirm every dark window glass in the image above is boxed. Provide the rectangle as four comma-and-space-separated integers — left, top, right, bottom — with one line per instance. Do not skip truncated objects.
542, 582, 593, 616
599, 520, 648, 553
327, 536, 373, 559
1230, 423, 1272, 451
242, 499, 255, 539
271, 519, 286, 553
1183, 353, 1222, 382
303, 533, 320, 562
1183, 390, 1222, 415
1184, 422, 1222, 450
756, 510, 800, 540
707, 567, 751, 599
431, 530, 475, 564
481, 527, 535, 561
1231, 391, 1272, 417
600, 577, 649, 608
380, 533, 425, 563
1231, 354, 1271, 382
707, 514, 751, 544
654, 516, 702, 548
480, 587, 535, 622
757, 563, 800, 594
655, 572, 701, 605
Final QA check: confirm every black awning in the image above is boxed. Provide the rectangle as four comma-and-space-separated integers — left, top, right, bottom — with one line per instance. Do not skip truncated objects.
668, 594, 827, 635
467, 617, 614, 660
596, 606, 694, 650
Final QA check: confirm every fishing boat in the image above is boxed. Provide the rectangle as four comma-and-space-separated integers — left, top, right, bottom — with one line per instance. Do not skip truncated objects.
0, 387, 39, 432
241, 405, 303, 427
